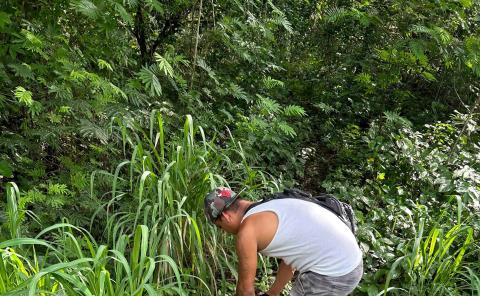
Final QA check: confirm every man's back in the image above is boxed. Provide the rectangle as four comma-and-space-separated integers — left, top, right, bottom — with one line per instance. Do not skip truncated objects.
242, 198, 362, 276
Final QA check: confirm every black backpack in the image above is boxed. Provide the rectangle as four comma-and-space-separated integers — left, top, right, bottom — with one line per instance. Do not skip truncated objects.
246, 188, 357, 234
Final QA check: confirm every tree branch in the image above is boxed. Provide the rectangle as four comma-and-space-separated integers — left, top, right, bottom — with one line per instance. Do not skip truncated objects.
134, 1, 148, 65
148, 13, 183, 57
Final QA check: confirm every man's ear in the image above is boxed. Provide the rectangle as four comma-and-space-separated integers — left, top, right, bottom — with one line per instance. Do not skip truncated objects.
221, 211, 231, 222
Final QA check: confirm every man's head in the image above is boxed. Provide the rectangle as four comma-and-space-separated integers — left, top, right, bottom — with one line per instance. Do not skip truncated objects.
204, 187, 248, 234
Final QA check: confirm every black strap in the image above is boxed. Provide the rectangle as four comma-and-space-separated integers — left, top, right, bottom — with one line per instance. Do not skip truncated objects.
245, 192, 352, 231
245, 192, 321, 215
246, 196, 318, 212
245, 201, 262, 214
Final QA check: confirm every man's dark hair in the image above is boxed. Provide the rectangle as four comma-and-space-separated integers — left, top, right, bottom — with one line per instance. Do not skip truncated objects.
225, 198, 241, 212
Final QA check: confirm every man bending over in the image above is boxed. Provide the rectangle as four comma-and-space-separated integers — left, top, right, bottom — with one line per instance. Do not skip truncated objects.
204, 187, 363, 296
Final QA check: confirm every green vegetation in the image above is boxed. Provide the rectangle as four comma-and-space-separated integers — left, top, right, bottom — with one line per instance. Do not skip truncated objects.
1, 0, 479, 294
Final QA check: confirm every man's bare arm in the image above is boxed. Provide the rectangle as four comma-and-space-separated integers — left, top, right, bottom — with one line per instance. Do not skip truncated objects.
236, 219, 258, 296
265, 260, 295, 296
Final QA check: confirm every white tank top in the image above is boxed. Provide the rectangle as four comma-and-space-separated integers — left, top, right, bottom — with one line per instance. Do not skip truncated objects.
242, 198, 362, 276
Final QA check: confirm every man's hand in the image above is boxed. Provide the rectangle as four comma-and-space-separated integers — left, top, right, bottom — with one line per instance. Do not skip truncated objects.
255, 287, 269, 296
265, 260, 295, 296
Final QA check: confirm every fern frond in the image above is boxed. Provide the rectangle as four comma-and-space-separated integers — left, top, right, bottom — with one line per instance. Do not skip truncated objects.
267, 0, 292, 33
22, 189, 47, 207
411, 24, 431, 35
0, 94, 5, 110
277, 121, 296, 137
411, 25, 451, 45
20, 29, 46, 57
173, 54, 190, 67
47, 183, 71, 196
29, 101, 42, 118
113, 2, 134, 25
123, 87, 149, 107
313, 102, 337, 114
355, 73, 372, 84
263, 76, 284, 89
14, 86, 33, 107
256, 95, 281, 115
97, 59, 113, 72
432, 27, 452, 45
8, 63, 34, 80
229, 83, 249, 102
283, 105, 306, 117
251, 117, 269, 129
48, 84, 73, 100
271, 13, 293, 33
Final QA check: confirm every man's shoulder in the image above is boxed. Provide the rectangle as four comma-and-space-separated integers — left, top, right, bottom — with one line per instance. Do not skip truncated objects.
239, 211, 260, 230
239, 211, 279, 251
240, 211, 278, 234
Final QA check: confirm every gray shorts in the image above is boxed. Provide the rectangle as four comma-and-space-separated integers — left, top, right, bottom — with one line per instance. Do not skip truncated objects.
289, 262, 363, 296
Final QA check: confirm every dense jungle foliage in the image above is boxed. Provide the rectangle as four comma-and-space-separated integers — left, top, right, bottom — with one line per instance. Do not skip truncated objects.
1, 0, 480, 294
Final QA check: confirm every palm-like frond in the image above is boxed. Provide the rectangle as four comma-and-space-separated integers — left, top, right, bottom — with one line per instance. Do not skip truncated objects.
137, 66, 162, 96
411, 25, 452, 45
79, 119, 110, 144
70, 0, 98, 19
197, 58, 219, 85
323, 7, 350, 23
384, 111, 412, 128
154, 53, 174, 78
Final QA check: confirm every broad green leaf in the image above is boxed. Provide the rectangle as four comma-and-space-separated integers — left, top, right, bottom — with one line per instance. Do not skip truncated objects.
459, 0, 473, 7
0, 238, 53, 249
422, 71, 436, 81
0, 159, 13, 178
377, 172, 385, 180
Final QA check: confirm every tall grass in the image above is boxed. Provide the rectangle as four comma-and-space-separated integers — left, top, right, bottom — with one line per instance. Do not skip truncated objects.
2, 182, 187, 294
4, 182, 22, 239
460, 267, 480, 295
1, 113, 278, 295
0, 222, 186, 295
381, 209, 476, 295
89, 112, 278, 294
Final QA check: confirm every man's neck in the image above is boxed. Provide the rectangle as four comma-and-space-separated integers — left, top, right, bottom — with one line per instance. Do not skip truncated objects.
238, 199, 254, 216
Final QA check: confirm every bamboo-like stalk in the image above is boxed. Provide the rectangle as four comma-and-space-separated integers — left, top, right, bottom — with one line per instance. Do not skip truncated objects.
190, 0, 203, 89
